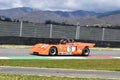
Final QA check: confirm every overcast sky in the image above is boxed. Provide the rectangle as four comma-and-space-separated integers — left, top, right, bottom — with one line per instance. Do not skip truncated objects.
0, 0, 120, 12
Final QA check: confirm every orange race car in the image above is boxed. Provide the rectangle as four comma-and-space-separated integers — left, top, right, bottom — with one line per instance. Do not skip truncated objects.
30, 39, 95, 56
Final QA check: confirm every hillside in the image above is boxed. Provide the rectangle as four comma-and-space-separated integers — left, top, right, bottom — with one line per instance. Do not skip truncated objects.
0, 7, 120, 26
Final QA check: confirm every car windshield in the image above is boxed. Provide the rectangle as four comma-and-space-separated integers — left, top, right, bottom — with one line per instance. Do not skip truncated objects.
60, 39, 74, 44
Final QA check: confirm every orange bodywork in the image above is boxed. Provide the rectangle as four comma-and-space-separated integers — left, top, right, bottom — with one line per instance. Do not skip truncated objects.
30, 42, 95, 56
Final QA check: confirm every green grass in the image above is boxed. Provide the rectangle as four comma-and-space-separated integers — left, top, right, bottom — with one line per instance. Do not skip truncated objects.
0, 59, 118, 80
0, 59, 120, 71
0, 73, 111, 80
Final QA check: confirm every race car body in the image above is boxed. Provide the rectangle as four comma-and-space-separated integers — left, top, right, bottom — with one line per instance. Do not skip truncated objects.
30, 39, 95, 56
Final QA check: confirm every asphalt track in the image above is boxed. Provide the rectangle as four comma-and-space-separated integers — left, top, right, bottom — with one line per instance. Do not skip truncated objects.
0, 66, 120, 79
0, 48, 120, 59
0, 48, 120, 79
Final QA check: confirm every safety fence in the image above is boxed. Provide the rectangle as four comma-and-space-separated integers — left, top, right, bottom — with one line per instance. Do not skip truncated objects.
0, 21, 120, 42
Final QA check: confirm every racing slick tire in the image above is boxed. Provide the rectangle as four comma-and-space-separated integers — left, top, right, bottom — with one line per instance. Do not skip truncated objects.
82, 47, 90, 56
49, 46, 58, 56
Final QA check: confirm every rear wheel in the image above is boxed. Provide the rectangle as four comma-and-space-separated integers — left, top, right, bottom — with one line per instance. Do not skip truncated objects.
49, 46, 58, 56
82, 47, 90, 56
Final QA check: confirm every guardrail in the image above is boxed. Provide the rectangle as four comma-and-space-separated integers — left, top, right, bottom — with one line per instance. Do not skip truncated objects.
0, 36, 120, 47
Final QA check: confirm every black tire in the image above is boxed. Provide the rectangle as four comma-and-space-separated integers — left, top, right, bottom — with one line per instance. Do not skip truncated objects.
49, 46, 58, 56
82, 47, 90, 56
33, 52, 39, 55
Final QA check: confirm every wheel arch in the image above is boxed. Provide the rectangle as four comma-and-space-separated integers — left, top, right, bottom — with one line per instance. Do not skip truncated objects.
49, 46, 58, 56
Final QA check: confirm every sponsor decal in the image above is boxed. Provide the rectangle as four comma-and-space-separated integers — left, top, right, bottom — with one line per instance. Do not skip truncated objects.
59, 46, 63, 50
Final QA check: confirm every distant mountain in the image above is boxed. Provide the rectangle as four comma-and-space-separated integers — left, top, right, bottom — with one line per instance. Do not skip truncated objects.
97, 10, 120, 18
26, 10, 99, 23
0, 7, 36, 19
53, 10, 99, 18
96, 10, 120, 26
22, 11, 64, 23
68, 10, 120, 26
71, 10, 99, 17
0, 7, 101, 23
0, 7, 120, 26
0, 7, 99, 19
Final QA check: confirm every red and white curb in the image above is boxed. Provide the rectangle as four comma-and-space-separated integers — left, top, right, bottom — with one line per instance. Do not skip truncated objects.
0, 56, 120, 60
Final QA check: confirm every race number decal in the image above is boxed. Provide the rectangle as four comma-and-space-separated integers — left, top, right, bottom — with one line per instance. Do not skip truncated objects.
67, 46, 76, 53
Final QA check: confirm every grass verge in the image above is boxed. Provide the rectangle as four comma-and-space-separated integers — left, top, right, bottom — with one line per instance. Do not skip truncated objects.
0, 73, 111, 80
0, 59, 120, 71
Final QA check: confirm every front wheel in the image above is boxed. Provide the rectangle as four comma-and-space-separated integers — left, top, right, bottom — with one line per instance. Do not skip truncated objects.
82, 47, 90, 56
49, 46, 58, 56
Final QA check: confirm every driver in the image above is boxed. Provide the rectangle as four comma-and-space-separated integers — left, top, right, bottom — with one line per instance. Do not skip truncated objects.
60, 39, 67, 44
60, 39, 74, 44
